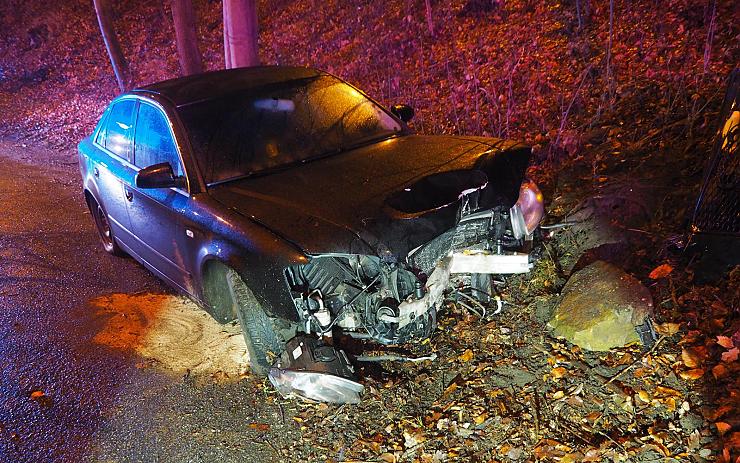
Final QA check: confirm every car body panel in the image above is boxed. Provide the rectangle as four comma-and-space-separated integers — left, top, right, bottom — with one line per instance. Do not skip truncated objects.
208, 134, 530, 258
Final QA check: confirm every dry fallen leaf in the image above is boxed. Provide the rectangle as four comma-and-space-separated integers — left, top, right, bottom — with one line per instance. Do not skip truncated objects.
380, 452, 396, 463
663, 397, 677, 412
551, 366, 568, 379
679, 368, 704, 380
458, 349, 474, 362
248, 423, 270, 431
715, 422, 731, 436
655, 322, 680, 336
712, 364, 728, 379
649, 263, 673, 279
583, 448, 602, 462
655, 386, 682, 398
703, 404, 733, 421
716, 336, 734, 349
682, 347, 703, 368
721, 347, 738, 363
403, 429, 425, 449
636, 390, 651, 403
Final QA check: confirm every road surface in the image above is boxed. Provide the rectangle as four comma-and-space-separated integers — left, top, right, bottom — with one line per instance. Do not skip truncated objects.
0, 141, 297, 463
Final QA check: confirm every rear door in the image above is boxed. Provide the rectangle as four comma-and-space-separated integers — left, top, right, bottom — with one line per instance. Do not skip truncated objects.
91, 99, 138, 245
125, 100, 193, 293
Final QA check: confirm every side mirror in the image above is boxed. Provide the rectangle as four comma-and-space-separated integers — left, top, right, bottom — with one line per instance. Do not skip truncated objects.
390, 104, 414, 122
135, 162, 186, 189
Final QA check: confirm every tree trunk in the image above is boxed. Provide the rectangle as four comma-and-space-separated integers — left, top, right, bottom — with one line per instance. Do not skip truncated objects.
93, 0, 130, 92
171, 0, 203, 76
222, 0, 259, 68
424, 0, 434, 36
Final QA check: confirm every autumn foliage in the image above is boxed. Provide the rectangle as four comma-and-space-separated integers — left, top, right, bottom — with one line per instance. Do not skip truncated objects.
0, 0, 737, 461
0, 0, 736, 159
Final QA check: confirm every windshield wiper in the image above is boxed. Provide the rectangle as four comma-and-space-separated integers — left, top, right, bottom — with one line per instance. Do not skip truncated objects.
207, 132, 403, 188
207, 162, 302, 187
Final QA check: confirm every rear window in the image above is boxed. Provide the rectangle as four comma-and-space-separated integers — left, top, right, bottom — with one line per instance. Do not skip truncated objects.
93, 109, 109, 146
103, 99, 137, 161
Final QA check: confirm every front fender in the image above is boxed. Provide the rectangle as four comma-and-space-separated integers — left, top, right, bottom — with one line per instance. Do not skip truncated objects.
188, 200, 308, 323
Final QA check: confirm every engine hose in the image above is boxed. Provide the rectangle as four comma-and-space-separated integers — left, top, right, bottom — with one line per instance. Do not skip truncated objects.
316, 273, 381, 335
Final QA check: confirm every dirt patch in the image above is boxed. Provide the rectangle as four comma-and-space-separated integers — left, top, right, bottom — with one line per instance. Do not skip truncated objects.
90, 293, 249, 379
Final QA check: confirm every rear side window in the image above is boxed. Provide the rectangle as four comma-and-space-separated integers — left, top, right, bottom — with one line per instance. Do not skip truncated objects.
104, 100, 137, 161
93, 109, 109, 146
133, 103, 183, 176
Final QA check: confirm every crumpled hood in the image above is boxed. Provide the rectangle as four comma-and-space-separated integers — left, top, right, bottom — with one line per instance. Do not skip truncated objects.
209, 134, 530, 257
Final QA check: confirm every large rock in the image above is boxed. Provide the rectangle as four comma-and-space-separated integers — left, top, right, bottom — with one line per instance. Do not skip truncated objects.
549, 261, 653, 351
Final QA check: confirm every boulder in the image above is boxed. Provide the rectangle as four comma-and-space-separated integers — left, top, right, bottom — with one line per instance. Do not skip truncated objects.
549, 261, 653, 351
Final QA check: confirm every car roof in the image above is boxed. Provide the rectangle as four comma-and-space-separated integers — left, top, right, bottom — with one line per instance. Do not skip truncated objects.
132, 66, 324, 108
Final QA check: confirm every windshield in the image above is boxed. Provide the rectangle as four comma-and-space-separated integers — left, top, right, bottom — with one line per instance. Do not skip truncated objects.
177, 75, 403, 185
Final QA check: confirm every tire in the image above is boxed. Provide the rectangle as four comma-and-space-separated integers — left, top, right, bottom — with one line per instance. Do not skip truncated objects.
90, 197, 125, 256
225, 269, 284, 376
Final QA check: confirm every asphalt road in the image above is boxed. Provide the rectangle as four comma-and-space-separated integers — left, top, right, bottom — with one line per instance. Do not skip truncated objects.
0, 141, 297, 463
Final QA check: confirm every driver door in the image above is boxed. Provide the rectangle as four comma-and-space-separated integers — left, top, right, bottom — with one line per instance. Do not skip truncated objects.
125, 100, 193, 293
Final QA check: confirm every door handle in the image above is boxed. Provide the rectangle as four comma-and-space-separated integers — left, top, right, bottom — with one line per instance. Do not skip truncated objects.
124, 188, 133, 202
93, 167, 99, 178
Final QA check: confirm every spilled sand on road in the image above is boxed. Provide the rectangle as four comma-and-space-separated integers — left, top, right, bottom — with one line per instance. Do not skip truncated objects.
90, 293, 250, 380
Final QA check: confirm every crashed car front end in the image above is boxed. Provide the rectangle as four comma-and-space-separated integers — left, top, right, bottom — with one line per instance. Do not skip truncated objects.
270, 168, 545, 403
283, 171, 545, 347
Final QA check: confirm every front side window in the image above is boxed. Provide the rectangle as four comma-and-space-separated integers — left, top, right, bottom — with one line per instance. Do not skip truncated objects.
133, 103, 183, 177
104, 99, 137, 160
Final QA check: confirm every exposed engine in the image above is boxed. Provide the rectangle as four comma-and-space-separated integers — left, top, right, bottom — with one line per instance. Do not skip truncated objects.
285, 255, 435, 344
284, 178, 545, 346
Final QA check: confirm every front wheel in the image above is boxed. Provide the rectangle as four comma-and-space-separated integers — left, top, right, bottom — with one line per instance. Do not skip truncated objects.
90, 198, 124, 256
225, 269, 285, 376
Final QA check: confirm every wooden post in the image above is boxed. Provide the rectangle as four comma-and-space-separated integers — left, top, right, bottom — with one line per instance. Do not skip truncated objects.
93, 0, 131, 91
222, 0, 259, 68
171, 0, 203, 76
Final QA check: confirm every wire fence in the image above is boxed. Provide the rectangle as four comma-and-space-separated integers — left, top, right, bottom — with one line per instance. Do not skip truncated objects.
692, 69, 739, 236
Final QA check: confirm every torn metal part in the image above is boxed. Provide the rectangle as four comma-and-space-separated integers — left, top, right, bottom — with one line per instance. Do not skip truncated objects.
450, 251, 532, 274
393, 257, 451, 328
355, 353, 437, 363
269, 335, 363, 404
635, 317, 657, 350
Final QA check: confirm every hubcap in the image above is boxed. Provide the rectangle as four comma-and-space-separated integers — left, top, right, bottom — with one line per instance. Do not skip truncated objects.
97, 205, 113, 246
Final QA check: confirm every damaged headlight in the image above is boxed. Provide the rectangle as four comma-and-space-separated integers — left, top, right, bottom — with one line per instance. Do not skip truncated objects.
268, 336, 364, 404
510, 179, 544, 239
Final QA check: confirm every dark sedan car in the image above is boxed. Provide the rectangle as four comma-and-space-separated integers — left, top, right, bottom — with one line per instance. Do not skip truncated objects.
78, 66, 544, 397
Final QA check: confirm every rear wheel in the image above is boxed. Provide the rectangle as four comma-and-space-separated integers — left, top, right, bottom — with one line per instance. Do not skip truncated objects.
90, 198, 124, 256
225, 269, 285, 376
